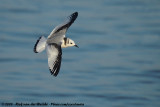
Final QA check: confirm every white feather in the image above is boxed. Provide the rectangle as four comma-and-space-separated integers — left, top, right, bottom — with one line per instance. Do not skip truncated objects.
34, 36, 47, 53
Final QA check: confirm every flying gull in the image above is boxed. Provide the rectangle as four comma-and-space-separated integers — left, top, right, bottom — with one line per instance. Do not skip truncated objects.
34, 12, 78, 77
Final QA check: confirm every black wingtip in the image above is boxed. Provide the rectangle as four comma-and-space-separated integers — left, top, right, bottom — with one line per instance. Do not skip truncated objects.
49, 69, 58, 77
71, 12, 78, 19
67, 11, 78, 27
54, 74, 58, 77
54, 12, 78, 33
73, 12, 78, 16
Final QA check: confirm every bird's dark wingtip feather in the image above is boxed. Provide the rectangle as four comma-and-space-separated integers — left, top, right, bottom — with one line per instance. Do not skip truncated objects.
54, 73, 58, 77
49, 69, 56, 77
49, 69, 53, 74
67, 11, 78, 26
74, 12, 78, 15
49, 69, 58, 77
71, 12, 78, 19
54, 12, 78, 33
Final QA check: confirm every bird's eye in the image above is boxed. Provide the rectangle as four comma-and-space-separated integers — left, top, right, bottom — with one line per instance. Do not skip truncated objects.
71, 43, 72, 44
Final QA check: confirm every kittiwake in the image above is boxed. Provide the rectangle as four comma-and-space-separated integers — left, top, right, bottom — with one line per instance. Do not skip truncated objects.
34, 12, 79, 77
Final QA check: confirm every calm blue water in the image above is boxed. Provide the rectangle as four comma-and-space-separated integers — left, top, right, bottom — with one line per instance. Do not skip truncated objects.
0, 0, 160, 107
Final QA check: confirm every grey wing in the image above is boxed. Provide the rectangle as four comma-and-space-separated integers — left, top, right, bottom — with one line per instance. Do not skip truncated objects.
46, 43, 62, 77
48, 12, 78, 39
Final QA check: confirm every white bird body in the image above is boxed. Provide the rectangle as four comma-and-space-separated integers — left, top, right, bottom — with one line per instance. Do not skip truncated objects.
34, 12, 78, 77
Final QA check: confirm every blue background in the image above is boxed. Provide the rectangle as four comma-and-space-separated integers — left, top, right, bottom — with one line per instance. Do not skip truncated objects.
0, 0, 160, 107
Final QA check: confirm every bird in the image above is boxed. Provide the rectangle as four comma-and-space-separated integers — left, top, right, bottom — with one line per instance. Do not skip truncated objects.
34, 12, 79, 77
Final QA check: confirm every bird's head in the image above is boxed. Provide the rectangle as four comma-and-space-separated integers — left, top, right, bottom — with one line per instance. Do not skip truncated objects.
67, 38, 79, 48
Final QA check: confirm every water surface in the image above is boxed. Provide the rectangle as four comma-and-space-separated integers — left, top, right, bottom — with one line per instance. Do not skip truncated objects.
0, 0, 160, 107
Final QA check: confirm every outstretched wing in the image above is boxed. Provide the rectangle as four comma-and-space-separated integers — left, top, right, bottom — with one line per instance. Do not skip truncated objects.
48, 12, 78, 39
46, 43, 62, 77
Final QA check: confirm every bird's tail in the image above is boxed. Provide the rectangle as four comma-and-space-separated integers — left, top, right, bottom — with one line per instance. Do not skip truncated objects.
34, 36, 47, 53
